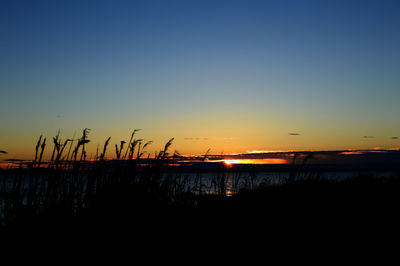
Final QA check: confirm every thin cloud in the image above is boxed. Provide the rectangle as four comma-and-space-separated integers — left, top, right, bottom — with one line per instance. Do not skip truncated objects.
246, 150, 281, 154
184, 137, 208, 141
391, 137, 398, 139
341, 151, 364, 155
288, 133, 301, 136
363, 136, 375, 139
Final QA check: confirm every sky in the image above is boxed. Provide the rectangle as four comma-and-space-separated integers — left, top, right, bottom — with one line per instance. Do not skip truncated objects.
1, 0, 400, 160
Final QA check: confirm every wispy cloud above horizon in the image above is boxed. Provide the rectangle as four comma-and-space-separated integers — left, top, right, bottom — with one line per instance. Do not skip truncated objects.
246, 150, 283, 154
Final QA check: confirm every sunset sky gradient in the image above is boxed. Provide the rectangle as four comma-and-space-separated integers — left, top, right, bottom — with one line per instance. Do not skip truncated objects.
1, 0, 400, 159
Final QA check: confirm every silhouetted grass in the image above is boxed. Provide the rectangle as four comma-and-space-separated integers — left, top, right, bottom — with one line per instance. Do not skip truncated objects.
0, 130, 399, 265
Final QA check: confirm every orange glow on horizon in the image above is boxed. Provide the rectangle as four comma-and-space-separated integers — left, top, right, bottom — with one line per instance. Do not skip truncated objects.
341, 151, 364, 155
221, 158, 288, 165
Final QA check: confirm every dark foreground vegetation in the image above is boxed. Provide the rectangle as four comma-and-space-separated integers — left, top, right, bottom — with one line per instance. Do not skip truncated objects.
1, 130, 399, 265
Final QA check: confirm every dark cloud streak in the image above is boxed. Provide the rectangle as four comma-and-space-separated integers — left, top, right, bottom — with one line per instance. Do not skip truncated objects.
184, 138, 209, 141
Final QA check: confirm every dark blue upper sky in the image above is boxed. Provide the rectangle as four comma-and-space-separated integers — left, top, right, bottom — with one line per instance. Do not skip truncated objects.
1, 0, 400, 157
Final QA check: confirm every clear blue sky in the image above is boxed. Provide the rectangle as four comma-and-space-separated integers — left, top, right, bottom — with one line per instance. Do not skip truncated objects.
1, 0, 400, 158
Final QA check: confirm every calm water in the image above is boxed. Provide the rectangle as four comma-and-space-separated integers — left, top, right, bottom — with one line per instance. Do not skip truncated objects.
0, 170, 398, 199
167, 170, 399, 195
